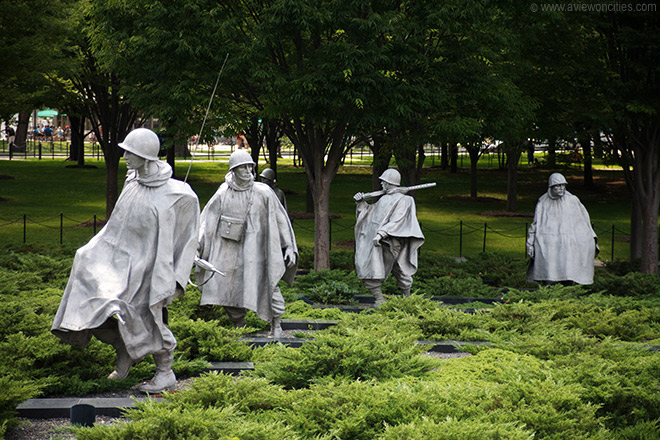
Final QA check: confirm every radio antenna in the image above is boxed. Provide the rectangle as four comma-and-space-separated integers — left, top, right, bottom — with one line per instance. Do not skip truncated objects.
184, 53, 229, 183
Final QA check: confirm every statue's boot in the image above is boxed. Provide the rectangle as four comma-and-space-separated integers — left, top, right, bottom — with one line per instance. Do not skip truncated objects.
225, 306, 247, 328
400, 287, 411, 297
137, 351, 176, 393
369, 288, 386, 307
107, 341, 133, 380
269, 317, 283, 339
92, 323, 134, 380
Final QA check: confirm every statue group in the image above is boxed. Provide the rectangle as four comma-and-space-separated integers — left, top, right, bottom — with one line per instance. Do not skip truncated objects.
51, 128, 597, 393
52, 130, 297, 393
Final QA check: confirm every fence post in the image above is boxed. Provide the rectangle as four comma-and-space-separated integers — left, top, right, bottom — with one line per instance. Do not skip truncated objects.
23, 214, 27, 243
482, 222, 487, 253
459, 221, 463, 258
60, 212, 63, 244
94, 215, 97, 235
611, 224, 615, 260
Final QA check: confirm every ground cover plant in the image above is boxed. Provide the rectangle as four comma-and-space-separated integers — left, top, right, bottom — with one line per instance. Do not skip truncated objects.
2, 245, 660, 439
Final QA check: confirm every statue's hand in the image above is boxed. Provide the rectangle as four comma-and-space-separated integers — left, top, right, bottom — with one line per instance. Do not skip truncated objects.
284, 247, 297, 268
373, 233, 385, 247
526, 244, 534, 259
353, 192, 365, 203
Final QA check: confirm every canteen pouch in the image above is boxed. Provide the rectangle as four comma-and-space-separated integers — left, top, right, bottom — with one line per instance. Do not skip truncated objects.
220, 215, 245, 241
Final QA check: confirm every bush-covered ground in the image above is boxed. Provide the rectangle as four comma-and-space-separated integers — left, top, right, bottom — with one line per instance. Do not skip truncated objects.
2, 246, 660, 439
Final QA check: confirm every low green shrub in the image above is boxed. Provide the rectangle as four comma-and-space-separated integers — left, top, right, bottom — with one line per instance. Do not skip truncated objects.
169, 318, 253, 362
283, 300, 349, 320
603, 258, 641, 276
306, 280, 359, 304
590, 272, 660, 296
329, 249, 356, 270
283, 269, 366, 304
380, 418, 535, 440
416, 276, 499, 298
0, 376, 43, 432
296, 245, 314, 270
463, 252, 531, 287
250, 318, 436, 389
73, 400, 299, 440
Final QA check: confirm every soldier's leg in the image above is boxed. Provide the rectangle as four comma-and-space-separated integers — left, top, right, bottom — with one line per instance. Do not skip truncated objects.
269, 286, 286, 338
224, 306, 247, 328
137, 349, 176, 393
91, 318, 133, 380
363, 278, 386, 306
391, 261, 413, 297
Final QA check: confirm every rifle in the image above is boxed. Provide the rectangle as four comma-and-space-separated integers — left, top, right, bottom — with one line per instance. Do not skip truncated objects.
359, 182, 436, 201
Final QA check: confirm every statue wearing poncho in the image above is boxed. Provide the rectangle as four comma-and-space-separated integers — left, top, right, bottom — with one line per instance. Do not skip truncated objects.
51, 128, 199, 393
354, 169, 425, 305
197, 151, 297, 338
526, 173, 598, 285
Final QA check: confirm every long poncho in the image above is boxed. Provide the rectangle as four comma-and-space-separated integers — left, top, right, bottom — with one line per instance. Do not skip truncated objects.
526, 189, 597, 284
354, 192, 425, 280
197, 174, 297, 322
51, 162, 199, 360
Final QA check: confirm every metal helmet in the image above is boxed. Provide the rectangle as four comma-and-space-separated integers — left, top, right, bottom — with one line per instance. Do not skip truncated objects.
548, 173, 568, 188
379, 169, 401, 186
119, 128, 160, 161
228, 150, 255, 171
259, 168, 276, 182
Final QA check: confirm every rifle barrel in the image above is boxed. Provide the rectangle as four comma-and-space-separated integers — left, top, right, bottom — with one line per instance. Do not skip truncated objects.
362, 182, 436, 199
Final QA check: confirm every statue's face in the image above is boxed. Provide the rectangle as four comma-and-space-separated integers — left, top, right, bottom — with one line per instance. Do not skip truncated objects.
234, 164, 254, 183
381, 181, 395, 191
550, 184, 566, 198
124, 151, 146, 170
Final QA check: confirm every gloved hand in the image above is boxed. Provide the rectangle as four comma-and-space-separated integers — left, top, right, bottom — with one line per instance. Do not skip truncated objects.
283, 247, 297, 268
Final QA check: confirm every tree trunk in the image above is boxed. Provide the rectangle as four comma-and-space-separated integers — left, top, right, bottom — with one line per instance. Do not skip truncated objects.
167, 145, 176, 178
630, 195, 642, 261
394, 143, 423, 187
370, 133, 392, 190
640, 192, 659, 274
282, 118, 348, 270
104, 157, 120, 220
592, 132, 604, 159
449, 142, 458, 173
306, 180, 314, 213
69, 115, 85, 166
547, 138, 557, 168
505, 145, 522, 212
580, 133, 594, 188
468, 146, 479, 198
440, 141, 448, 170
312, 168, 332, 270
15, 110, 30, 150
637, 147, 660, 274
246, 118, 264, 166
264, 119, 283, 177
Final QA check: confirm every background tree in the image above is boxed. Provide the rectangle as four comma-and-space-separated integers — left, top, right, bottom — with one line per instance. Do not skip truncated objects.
597, 11, 660, 273
0, 0, 75, 148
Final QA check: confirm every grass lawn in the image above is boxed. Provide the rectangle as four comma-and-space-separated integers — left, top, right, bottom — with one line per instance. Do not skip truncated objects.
0, 154, 631, 260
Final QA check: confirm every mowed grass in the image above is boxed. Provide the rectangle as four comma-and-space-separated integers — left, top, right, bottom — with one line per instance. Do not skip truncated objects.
0, 155, 631, 260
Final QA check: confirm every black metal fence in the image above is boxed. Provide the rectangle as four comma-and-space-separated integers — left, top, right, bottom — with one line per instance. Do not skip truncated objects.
1, 214, 629, 260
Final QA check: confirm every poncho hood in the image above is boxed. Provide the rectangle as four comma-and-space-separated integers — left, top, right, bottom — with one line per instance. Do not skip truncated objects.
127, 160, 173, 188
